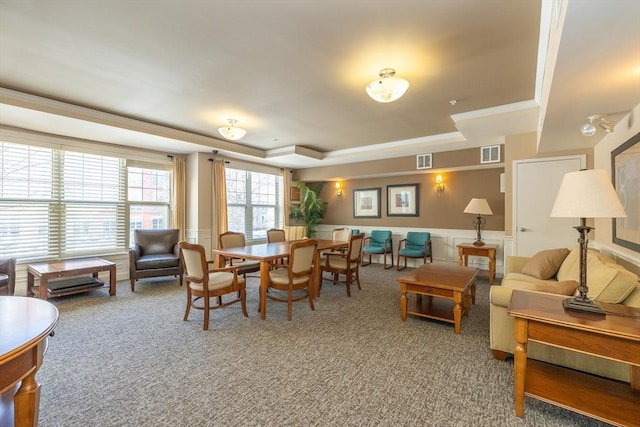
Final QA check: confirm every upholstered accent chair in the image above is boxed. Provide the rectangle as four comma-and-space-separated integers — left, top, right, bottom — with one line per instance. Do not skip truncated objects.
362, 230, 393, 269
397, 232, 433, 271
178, 241, 248, 330
0, 257, 16, 296
129, 229, 183, 292
218, 231, 260, 275
322, 233, 364, 297
265, 238, 317, 320
266, 228, 286, 243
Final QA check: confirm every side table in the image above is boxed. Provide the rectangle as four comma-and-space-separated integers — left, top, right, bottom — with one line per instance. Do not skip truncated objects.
27, 257, 116, 300
457, 243, 496, 285
508, 290, 640, 425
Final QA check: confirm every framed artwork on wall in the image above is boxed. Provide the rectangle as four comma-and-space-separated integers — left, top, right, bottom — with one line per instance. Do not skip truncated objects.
611, 132, 640, 252
387, 184, 419, 217
353, 188, 381, 218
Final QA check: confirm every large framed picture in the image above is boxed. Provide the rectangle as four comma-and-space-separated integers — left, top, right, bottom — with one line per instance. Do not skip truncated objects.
387, 184, 419, 217
612, 132, 640, 252
353, 188, 381, 218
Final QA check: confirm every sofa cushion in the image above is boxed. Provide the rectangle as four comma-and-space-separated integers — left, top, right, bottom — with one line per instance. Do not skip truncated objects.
521, 248, 570, 280
136, 254, 180, 270
503, 277, 578, 296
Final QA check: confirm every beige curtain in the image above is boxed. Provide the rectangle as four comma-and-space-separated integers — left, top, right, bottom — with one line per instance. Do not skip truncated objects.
283, 168, 293, 226
211, 158, 228, 250
171, 155, 187, 240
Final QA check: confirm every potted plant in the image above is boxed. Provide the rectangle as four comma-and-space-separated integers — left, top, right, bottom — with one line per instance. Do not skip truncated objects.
289, 181, 327, 237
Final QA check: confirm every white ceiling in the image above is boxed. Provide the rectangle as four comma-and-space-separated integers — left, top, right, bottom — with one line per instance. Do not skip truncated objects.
0, 0, 638, 169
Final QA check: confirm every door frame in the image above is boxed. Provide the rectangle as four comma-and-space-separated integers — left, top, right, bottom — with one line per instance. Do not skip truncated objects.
512, 154, 586, 256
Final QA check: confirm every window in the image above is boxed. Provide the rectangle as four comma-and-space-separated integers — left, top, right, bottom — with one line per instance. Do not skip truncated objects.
225, 168, 283, 241
127, 166, 172, 233
0, 142, 126, 260
416, 153, 432, 169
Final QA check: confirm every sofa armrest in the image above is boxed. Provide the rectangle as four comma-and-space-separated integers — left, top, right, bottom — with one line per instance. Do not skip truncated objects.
505, 256, 530, 274
489, 285, 514, 308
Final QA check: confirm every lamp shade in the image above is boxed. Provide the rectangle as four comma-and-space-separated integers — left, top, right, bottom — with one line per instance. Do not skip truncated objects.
550, 169, 626, 218
463, 198, 493, 215
366, 68, 409, 103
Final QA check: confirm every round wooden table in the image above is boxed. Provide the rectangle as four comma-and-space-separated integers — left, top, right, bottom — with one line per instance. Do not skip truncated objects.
0, 296, 59, 427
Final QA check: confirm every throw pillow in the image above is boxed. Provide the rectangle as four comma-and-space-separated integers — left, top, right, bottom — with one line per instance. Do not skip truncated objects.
521, 248, 570, 280
586, 256, 638, 303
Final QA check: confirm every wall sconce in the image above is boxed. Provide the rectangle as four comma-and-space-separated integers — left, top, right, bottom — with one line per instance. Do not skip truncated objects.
436, 174, 444, 197
335, 182, 343, 196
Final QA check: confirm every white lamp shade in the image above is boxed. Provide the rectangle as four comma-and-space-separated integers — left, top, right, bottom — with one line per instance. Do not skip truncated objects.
463, 198, 493, 215
366, 76, 409, 103
218, 121, 247, 140
550, 169, 626, 218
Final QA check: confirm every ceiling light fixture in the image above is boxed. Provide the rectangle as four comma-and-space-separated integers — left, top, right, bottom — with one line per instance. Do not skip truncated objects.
580, 115, 615, 137
218, 119, 247, 140
366, 68, 409, 103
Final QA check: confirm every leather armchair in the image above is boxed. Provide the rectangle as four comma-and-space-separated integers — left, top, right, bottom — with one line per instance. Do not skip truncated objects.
129, 229, 183, 292
0, 257, 16, 296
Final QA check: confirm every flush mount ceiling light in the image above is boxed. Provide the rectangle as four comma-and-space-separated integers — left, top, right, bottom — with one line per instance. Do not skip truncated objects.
365, 68, 409, 103
218, 119, 247, 140
580, 115, 615, 137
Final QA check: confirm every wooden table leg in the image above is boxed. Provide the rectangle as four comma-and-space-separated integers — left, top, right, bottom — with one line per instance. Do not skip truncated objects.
259, 260, 270, 320
13, 354, 41, 426
453, 291, 462, 334
514, 317, 528, 417
457, 248, 463, 266
108, 265, 116, 296
489, 251, 496, 285
631, 365, 640, 392
38, 277, 48, 300
400, 283, 407, 321
27, 272, 35, 297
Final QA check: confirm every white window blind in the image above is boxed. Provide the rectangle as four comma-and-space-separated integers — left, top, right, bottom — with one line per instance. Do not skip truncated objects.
0, 142, 126, 261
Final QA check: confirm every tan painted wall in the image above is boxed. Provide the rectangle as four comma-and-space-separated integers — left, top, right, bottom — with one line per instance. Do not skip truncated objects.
310, 168, 505, 231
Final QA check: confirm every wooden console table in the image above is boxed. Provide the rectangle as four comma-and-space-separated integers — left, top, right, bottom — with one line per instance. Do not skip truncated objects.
457, 243, 496, 285
27, 257, 116, 300
0, 296, 59, 427
508, 290, 640, 425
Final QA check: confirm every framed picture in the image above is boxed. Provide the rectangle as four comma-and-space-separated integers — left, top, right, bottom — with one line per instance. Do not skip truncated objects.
353, 188, 381, 218
611, 132, 640, 252
387, 184, 419, 216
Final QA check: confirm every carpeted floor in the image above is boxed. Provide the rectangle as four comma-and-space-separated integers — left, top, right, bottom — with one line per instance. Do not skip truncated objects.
36, 264, 608, 426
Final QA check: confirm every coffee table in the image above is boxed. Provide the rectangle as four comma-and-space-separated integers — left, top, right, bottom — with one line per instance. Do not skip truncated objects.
397, 263, 479, 334
27, 257, 116, 300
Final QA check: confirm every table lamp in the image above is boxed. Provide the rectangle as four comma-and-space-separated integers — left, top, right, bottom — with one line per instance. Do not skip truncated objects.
463, 198, 493, 246
550, 169, 627, 315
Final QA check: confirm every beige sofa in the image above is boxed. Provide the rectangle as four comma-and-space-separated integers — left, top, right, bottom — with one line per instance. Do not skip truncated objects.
490, 246, 640, 382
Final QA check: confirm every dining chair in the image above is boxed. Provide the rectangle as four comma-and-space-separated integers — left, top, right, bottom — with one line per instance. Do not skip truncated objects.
267, 228, 286, 243
218, 231, 261, 275
362, 230, 394, 269
265, 238, 317, 320
397, 231, 433, 271
178, 241, 248, 330
322, 233, 364, 297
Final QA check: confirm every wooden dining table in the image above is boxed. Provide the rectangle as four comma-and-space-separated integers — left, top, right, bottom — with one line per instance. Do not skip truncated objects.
212, 239, 347, 319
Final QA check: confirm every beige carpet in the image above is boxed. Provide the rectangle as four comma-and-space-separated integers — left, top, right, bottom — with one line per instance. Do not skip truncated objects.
35, 264, 607, 426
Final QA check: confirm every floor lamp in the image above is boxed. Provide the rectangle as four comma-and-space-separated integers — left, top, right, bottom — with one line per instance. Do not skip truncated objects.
550, 169, 627, 315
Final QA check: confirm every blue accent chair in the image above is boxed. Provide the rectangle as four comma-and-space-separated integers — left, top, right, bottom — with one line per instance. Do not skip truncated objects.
397, 232, 432, 271
362, 230, 393, 269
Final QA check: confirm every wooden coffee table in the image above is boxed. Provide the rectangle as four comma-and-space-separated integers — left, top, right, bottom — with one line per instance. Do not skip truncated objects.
397, 263, 479, 334
27, 257, 116, 300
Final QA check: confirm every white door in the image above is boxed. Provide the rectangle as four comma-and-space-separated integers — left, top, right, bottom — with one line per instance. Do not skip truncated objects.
514, 155, 586, 256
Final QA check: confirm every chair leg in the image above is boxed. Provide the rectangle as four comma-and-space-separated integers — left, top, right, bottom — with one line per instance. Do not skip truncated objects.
288, 287, 293, 321
308, 284, 315, 311
183, 285, 191, 321
355, 270, 361, 290
130, 278, 136, 292
240, 288, 248, 317
345, 276, 351, 297
203, 295, 210, 330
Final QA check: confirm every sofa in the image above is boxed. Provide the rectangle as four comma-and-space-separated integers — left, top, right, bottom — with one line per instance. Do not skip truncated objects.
129, 229, 183, 292
490, 246, 640, 382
